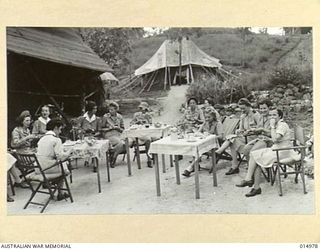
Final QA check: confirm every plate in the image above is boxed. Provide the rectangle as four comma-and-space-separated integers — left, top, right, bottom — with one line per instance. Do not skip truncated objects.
187, 139, 197, 142
64, 141, 76, 146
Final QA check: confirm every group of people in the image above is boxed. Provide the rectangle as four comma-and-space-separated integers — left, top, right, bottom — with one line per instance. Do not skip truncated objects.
7, 100, 155, 202
8, 95, 301, 202
178, 96, 300, 198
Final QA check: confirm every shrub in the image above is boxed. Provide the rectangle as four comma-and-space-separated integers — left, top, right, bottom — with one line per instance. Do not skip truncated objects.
259, 55, 268, 63
268, 66, 312, 87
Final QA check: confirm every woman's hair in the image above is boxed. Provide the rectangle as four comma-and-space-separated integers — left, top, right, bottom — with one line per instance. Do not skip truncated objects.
238, 98, 252, 107
16, 110, 31, 126
204, 98, 214, 106
187, 97, 198, 106
258, 99, 273, 107
85, 101, 97, 112
46, 118, 64, 131
205, 107, 217, 121
41, 105, 50, 111
109, 101, 119, 111
276, 109, 284, 119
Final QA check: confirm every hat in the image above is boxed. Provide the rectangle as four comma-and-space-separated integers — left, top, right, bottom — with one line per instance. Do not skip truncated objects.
235, 107, 242, 112
108, 101, 119, 111
16, 110, 31, 124
138, 102, 150, 111
238, 98, 252, 107
230, 103, 238, 109
226, 106, 234, 112
214, 104, 224, 110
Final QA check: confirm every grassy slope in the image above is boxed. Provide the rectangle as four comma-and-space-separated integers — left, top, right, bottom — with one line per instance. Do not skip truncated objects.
129, 32, 306, 75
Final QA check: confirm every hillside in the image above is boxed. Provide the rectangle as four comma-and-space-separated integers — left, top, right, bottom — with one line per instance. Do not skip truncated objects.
129, 31, 310, 76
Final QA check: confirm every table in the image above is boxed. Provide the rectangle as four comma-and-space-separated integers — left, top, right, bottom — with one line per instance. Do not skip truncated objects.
149, 134, 219, 199
63, 139, 110, 193
122, 125, 171, 176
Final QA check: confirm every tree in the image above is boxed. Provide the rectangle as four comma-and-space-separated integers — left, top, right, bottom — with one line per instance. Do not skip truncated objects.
80, 28, 144, 75
236, 27, 252, 67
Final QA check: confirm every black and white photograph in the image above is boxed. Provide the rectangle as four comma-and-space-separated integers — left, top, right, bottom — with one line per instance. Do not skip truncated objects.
6, 26, 314, 215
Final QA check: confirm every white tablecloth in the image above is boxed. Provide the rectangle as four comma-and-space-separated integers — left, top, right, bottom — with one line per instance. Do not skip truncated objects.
122, 125, 171, 139
149, 135, 219, 157
63, 140, 109, 161
7, 153, 17, 170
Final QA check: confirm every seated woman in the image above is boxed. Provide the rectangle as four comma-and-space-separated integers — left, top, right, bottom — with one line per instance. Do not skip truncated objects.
241, 99, 273, 162
130, 102, 153, 168
100, 101, 125, 168
32, 105, 51, 137
10, 110, 38, 188
201, 98, 221, 121
78, 101, 100, 136
36, 118, 73, 201
177, 97, 204, 132
236, 109, 299, 197
215, 98, 261, 175
182, 107, 223, 177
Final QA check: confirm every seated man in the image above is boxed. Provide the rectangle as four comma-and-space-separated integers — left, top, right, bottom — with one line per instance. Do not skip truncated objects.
182, 107, 224, 177
129, 102, 153, 168
100, 101, 125, 168
36, 118, 73, 201
215, 98, 261, 175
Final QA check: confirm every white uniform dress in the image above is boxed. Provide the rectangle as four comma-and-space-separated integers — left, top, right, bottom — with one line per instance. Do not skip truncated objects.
250, 119, 300, 168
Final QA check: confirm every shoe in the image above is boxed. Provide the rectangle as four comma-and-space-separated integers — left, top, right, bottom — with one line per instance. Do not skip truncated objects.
182, 170, 191, 177
7, 196, 14, 202
225, 168, 239, 175
14, 182, 29, 189
245, 188, 262, 197
57, 192, 70, 201
236, 179, 254, 187
147, 160, 153, 168
93, 166, 97, 172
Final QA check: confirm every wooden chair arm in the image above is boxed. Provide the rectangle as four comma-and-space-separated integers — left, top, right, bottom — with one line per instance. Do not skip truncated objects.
42, 161, 62, 172
272, 145, 307, 152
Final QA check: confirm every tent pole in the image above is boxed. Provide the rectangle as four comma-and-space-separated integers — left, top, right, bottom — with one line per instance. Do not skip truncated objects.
164, 67, 167, 90
189, 65, 194, 83
138, 71, 156, 94
186, 67, 190, 84
168, 67, 171, 88
173, 70, 177, 85
147, 70, 158, 92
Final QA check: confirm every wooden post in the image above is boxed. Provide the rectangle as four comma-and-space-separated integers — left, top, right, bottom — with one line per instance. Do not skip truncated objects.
178, 36, 182, 85
168, 67, 171, 88
189, 65, 194, 83
154, 154, 161, 196
164, 67, 167, 90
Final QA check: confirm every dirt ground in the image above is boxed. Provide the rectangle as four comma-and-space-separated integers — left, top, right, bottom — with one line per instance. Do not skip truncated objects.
7, 85, 315, 215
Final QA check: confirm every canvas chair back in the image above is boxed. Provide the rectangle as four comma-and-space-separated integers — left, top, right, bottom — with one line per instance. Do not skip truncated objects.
222, 117, 240, 137
294, 126, 306, 159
